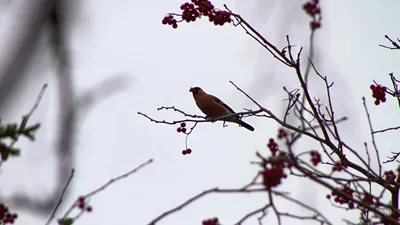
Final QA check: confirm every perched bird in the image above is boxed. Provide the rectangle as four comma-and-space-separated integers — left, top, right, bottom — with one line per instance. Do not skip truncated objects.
189, 87, 255, 131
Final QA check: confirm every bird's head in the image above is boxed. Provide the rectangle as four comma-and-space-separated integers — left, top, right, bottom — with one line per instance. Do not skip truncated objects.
189, 87, 203, 96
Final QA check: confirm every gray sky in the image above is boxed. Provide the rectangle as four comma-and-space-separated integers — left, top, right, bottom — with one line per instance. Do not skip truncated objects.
0, 0, 400, 224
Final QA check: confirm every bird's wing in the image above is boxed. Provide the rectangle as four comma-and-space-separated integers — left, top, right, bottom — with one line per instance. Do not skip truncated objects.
213, 96, 236, 115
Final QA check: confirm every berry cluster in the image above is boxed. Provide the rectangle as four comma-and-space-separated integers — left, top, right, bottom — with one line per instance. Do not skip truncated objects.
177, 122, 187, 133
302, 0, 321, 30
384, 170, 396, 185
78, 196, 93, 213
261, 165, 287, 189
310, 150, 321, 166
329, 186, 354, 209
277, 128, 287, 139
208, 11, 232, 26
182, 148, 192, 155
162, 0, 232, 29
332, 161, 347, 172
370, 84, 387, 105
202, 217, 219, 225
193, 0, 214, 15
181, 2, 200, 22
0, 203, 17, 224
162, 15, 178, 29
267, 138, 278, 156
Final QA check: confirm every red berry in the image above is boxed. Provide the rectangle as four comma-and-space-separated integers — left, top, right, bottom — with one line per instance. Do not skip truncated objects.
78, 196, 85, 203
172, 23, 178, 29
181, 128, 187, 133
177, 127, 182, 132
86, 206, 93, 212
182, 150, 187, 155
78, 202, 85, 209
186, 148, 192, 154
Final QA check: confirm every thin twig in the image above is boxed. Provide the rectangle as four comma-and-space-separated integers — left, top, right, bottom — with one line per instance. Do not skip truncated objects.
45, 168, 75, 225
9, 83, 48, 150
0, 83, 48, 166
62, 158, 153, 219
234, 205, 270, 225
148, 187, 266, 225
224, 5, 293, 67
362, 97, 382, 176
379, 35, 400, 50
373, 125, 400, 134
389, 73, 400, 108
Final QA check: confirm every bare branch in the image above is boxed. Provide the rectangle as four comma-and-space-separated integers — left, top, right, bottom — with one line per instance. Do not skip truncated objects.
45, 169, 75, 225
149, 187, 266, 224
379, 35, 400, 50
362, 97, 382, 176
62, 159, 153, 219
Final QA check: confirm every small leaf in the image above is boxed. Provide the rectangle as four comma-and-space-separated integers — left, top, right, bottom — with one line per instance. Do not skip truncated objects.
22, 131, 35, 141
58, 217, 74, 225
25, 123, 41, 132
9, 148, 20, 156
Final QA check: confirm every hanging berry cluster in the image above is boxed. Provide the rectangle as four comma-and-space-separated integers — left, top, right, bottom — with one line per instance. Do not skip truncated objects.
267, 138, 278, 156
262, 135, 291, 189
328, 186, 355, 209
0, 203, 17, 224
277, 128, 287, 139
310, 150, 322, 166
177, 122, 187, 133
261, 162, 288, 189
202, 217, 220, 225
162, 0, 232, 29
77, 196, 93, 213
302, 0, 321, 30
332, 161, 348, 172
182, 148, 192, 155
370, 84, 387, 105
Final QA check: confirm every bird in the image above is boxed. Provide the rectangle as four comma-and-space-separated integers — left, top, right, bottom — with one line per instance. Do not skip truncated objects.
189, 87, 254, 131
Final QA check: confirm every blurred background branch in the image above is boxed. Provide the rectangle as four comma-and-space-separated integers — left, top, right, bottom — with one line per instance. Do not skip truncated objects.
0, 0, 131, 216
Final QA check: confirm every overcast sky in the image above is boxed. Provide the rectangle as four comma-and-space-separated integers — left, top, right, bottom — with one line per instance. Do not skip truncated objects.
1, 0, 400, 225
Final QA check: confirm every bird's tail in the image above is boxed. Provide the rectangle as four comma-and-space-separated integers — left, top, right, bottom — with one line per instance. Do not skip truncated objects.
237, 120, 255, 131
